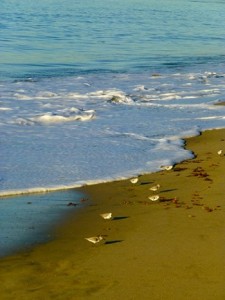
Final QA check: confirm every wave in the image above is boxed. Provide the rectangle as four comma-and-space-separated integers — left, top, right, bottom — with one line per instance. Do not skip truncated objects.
13, 108, 95, 126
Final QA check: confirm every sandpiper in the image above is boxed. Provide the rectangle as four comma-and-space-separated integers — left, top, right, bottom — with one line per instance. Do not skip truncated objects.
149, 184, 160, 192
85, 235, 104, 244
130, 177, 139, 184
217, 149, 223, 156
161, 165, 173, 171
100, 212, 112, 220
148, 195, 160, 201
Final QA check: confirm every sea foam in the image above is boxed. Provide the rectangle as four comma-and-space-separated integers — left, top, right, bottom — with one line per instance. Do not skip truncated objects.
1, 70, 225, 196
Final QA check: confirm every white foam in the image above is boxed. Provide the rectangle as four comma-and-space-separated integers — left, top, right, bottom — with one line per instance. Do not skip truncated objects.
1, 69, 225, 196
0, 107, 11, 111
13, 93, 31, 100
67, 92, 89, 99
158, 93, 182, 100
88, 89, 133, 104
196, 116, 225, 120
13, 108, 95, 125
36, 91, 58, 98
0, 185, 81, 197
133, 85, 150, 91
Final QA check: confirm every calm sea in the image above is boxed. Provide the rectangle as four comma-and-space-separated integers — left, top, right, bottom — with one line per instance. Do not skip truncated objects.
1, 0, 225, 79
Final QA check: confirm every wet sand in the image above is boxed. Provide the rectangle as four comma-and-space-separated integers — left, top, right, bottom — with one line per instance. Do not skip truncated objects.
1, 129, 225, 299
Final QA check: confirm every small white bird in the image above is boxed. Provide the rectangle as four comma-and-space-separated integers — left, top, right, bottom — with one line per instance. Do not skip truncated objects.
217, 150, 223, 156
148, 195, 160, 201
161, 165, 173, 171
130, 177, 139, 184
100, 212, 112, 220
149, 184, 160, 192
85, 235, 104, 244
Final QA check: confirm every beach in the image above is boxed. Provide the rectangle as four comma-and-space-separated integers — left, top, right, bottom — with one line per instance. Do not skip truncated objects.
0, 128, 225, 299
1, 1, 225, 299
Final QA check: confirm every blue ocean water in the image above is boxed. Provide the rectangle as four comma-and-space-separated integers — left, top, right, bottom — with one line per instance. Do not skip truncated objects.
1, 0, 225, 78
1, 0, 225, 255
1, 0, 225, 193
1, 0, 225, 190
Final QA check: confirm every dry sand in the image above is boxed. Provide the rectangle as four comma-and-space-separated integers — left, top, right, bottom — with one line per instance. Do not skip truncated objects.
1, 129, 225, 300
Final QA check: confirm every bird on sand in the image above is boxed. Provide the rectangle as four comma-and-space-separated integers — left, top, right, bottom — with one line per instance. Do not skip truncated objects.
217, 149, 223, 156
130, 177, 139, 184
100, 212, 112, 220
149, 184, 160, 192
160, 165, 173, 171
85, 235, 104, 244
148, 195, 160, 201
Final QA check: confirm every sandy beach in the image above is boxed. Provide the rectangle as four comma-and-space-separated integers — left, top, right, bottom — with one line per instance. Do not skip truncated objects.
1, 128, 225, 299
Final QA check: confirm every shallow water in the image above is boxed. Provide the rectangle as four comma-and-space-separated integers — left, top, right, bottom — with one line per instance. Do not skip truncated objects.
0, 189, 85, 257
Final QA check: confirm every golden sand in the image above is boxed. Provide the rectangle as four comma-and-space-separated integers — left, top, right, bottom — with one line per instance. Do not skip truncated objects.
1, 129, 225, 299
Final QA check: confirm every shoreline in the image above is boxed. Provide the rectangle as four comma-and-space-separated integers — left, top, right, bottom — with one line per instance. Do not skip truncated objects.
1, 128, 225, 299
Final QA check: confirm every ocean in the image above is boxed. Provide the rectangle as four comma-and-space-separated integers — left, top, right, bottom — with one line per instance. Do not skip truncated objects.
1, 0, 225, 255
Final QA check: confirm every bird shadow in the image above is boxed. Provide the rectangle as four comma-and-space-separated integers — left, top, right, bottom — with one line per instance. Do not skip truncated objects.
160, 188, 177, 193
112, 216, 129, 221
104, 240, 123, 245
159, 198, 174, 203
140, 181, 154, 185
173, 167, 188, 172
